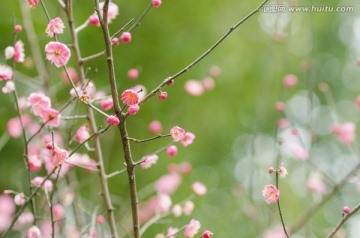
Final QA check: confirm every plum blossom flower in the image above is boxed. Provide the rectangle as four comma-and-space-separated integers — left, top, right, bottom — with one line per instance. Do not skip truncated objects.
172, 204, 182, 217
192, 182, 207, 196
26, 0, 39, 8
46, 17, 65, 37
28, 155, 42, 171
75, 125, 90, 143
184, 80, 204, 96
331, 122, 356, 144
127, 68, 139, 80
52, 204, 65, 220
107, 115, 120, 126
170, 126, 186, 142
140, 154, 159, 169
166, 227, 179, 238
184, 219, 201, 238
152, 0, 162, 7
45, 41, 71, 67
202, 230, 214, 238
39, 107, 61, 127
0, 65, 13, 81
157, 193, 172, 212
183, 200, 195, 215
14, 193, 26, 205
27, 92, 51, 116
181, 132, 195, 147
120, 32, 132, 43
128, 104, 140, 115
121, 89, 139, 106
2, 81, 15, 93
283, 74, 298, 88
88, 2, 119, 26
100, 97, 113, 111
262, 184, 280, 204
166, 145, 178, 157
31, 177, 53, 191
7, 115, 31, 138
149, 120, 162, 134
155, 173, 182, 194
14, 25, 22, 33
278, 163, 288, 178
27, 226, 41, 238
290, 144, 309, 160
202, 77, 215, 91
51, 146, 69, 166
4, 46, 15, 59
306, 171, 326, 194
14, 40, 25, 63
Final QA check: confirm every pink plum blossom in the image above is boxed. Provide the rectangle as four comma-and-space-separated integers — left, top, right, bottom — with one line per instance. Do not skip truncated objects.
140, 154, 159, 169
166, 227, 179, 238
192, 182, 207, 196
149, 120, 163, 134
166, 145, 178, 157
184, 219, 201, 238
14, 193, 26, 206
275, 101, 285, 112
107, 115, 120, 126
172, 204, 182, 217
7, 115, 31, 138
45, 41, 71, 67
66, 153, 97, 172
181, 132, 195, 147
39, 107, 61, 127
51, 146, 69, 166
27, 226, 41, 238
2, 81, 15, 93
343, 206, 351, 214
75, 125, 90, 143
46, 17, 65, 37
112, 37, 120, 46
26, 0, 39, 8
170, 126, 186, 142
0, 195, 15, 232
97, 215, 105, 224
182, 200, 195, 215
155, 173, 182, 194
121, 89, 139, 106
14, 40, 25, 63
283, 74, 298, 88
306, 172, 326, 193
278, 118, 289, 129
202, 230, 214, 238
202, 77, 215, 91
28, 155, 42, 171
100, 97, 113, 111
52, 204, 65, 220
152, 0, 162, 7
127, 68, 139, 80
27, 92, 51, 116
0, 65, 13, 81
157, 193, 172, 212
331, 122, 356, 144
88, 2, 119, 26
32, 177, 53, 191
120, 32, 132, 43
14, 25, 23, 33
128, 104, 140, 115
5, 46, 15, 60
184, 80, 204, 96
262, 184, 280, 204
290, 144, 309, 160
158, 91, 168, 100
278, 163, 288, 178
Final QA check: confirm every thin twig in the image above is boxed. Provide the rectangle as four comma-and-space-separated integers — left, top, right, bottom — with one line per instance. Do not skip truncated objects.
127, 134, 170, 143
127, 3, 152, 32
327, 202, 360, 238
275, 173, 290, 238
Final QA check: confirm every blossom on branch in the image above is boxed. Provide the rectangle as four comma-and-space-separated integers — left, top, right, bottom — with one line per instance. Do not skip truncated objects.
121, 89, 139, 106
262, 184, 280, 204
46, 17, 65, 37
26, 0, 39, 8
45, 41, 71, 67
184, 219, 201, 238
88, 2, 119, 26
170, 126, 186, 142
0, 65, 13, 81
14, 40, 25, 63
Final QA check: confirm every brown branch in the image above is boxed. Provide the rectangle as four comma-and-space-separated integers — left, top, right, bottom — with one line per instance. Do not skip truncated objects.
327, 202, 360, 238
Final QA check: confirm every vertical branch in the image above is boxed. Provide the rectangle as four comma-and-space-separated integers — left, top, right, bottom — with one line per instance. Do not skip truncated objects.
65, 1, 119, 237
275, 173, 290, 238
96, 0, 140, 236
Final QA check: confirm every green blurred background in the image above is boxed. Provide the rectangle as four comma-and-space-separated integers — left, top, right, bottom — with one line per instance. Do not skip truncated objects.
1, 0, 360, 237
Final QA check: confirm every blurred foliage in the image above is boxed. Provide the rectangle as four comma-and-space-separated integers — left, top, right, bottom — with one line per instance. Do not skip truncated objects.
1, 0, 360, 237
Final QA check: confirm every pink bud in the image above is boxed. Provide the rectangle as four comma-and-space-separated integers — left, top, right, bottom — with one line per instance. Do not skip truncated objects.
268, 167, 275, 174
53, 204, 65, 220
128, 104, 140, 115
166, 145, 178, 157
111, 37, 120, 46
120, 32, 132, 43
343, 206, 351, 214
275, 101, 285, 112
209, 65, 221, 77
192, 182, 207, 196
149, 120, 163, 134
166, 78, 174, 86
152, 0, 162, 7
107, 115, 120, 126
202, 230, 214, 238
14, 193, 26, 205
202, 77, 215, 91
97, 215, 105, 224
127, 68, 139, 80
158, 91, 168, 100
283, 74, 298, 88
46, 142, 54, 150
14, 25, 23, 33
3, 190, 12, 195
